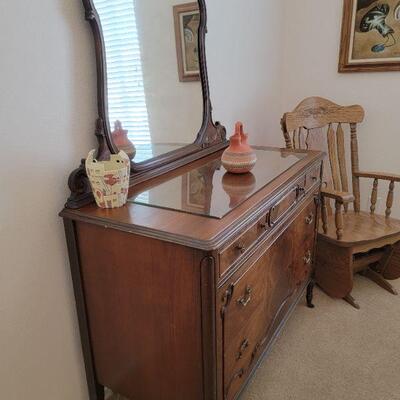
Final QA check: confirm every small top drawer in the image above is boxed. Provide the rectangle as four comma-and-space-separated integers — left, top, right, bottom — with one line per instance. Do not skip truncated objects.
268, 187, 297, 227
268, 164, 319, 227
219, 214, 269, 276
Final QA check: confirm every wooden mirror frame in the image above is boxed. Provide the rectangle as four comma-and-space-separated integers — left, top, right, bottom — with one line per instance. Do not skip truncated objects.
66, 0, 227, 209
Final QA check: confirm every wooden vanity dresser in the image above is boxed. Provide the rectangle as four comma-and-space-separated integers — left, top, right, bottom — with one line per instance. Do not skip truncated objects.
61, 147, 323, 400
64, 2, 323, 398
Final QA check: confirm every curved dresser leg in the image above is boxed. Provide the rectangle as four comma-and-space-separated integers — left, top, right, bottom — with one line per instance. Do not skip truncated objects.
306, 279, 315, 308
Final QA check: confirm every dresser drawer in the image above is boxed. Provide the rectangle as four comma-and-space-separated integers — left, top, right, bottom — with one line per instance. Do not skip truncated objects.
219, 214, 269, 276
268, 187, 298, 227
223, 256, 267, 339
221, 227, 297, 400
292, 198, 318, 290
224, 305, 267, 400
268, 168, 318, 227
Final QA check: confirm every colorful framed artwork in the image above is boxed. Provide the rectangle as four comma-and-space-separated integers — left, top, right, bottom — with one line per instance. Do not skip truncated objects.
173, 2, 200, 82
339, 0, 400, 72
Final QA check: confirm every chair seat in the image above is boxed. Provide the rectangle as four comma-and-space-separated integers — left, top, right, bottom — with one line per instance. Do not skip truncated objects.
319, 211, 400, 247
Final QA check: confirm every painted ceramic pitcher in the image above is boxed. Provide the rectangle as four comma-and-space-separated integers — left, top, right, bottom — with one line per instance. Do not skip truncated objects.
221, 122, 257, 174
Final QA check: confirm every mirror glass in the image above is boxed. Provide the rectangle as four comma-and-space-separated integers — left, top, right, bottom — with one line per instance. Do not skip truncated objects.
93, 0, 203, 163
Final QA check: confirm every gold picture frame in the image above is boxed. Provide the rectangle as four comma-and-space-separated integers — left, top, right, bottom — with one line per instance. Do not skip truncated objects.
339, 0, 400, 72
173, 2, 200, 82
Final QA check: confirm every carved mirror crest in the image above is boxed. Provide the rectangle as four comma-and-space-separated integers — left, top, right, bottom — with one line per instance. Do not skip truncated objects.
67, 0, 227, 209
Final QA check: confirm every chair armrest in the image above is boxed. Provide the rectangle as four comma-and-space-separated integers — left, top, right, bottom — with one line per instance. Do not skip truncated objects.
321, 189, 355, 204
354, 171, 400, 182
320, 189, 350, 240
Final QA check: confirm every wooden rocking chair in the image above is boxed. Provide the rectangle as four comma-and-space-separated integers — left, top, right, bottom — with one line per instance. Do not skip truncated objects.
281, 97, 400, 309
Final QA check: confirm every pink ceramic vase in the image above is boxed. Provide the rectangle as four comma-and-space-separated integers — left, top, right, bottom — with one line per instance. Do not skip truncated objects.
112, 120, 136, 160
221, 122, 257, 174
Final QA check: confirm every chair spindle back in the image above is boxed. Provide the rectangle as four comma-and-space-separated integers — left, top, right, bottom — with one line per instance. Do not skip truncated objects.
281, 97, 365, 212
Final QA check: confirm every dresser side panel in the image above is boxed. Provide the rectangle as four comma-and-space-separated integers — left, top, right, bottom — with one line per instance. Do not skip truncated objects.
76, 222, 205, 400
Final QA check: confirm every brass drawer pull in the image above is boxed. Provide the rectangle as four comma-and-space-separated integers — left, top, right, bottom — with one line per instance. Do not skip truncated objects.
296, 186, 306, 198
269, 207, 277, 227
236, 242, 246, 254
237, 286, 252, 307
305, 213, 314, 225
236, 338, 250, 360
259, 221, 268, 230
303, 250, 312, 265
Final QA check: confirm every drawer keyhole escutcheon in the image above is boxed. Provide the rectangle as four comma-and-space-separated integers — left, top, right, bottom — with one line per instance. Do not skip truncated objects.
305, 213, 314, 225
236, 242, 246, 254
303, 250, 312, 265
237, 286, 252, 307
236, 339, 250, 360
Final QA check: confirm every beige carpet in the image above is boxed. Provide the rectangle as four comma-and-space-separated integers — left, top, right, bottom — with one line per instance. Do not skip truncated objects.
241, 276, 400, 400
108, 275, 400, 400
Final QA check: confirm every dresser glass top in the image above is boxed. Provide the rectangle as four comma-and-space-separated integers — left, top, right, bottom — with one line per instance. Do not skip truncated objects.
128, 148, 307, 219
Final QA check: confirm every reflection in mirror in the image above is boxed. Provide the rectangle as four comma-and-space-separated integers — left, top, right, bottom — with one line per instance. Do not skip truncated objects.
93, 0, 203, 163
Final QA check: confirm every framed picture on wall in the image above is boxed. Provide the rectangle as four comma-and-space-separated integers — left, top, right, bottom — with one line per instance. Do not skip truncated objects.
173, 2, 200, 82
339, 0, 400, 72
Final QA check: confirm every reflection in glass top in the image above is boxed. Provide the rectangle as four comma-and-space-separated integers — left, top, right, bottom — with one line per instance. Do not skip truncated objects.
93, 0, 203, 164
128, 149, 308, 219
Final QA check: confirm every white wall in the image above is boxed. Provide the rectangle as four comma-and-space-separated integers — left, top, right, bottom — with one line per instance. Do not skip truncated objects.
281, 0, 400, 216
5, 1, 400, 399
207, 0, 284, 146
0, 1, 95, 399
